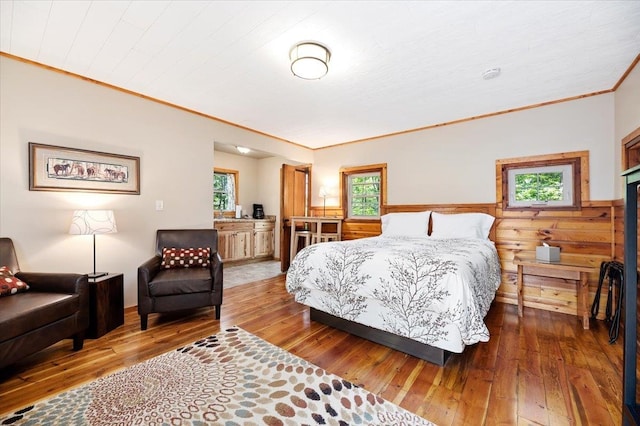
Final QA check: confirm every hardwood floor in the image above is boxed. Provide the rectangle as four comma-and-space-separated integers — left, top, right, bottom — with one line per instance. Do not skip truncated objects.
0, 275, 623, 425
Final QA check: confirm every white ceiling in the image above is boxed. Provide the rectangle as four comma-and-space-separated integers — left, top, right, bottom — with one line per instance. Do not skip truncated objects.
1, 1, 639, 150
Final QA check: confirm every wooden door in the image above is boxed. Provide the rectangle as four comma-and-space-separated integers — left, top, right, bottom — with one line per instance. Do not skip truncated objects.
280, 164, 310, 271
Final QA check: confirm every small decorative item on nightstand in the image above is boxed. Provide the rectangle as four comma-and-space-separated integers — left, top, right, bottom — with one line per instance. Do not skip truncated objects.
535, 243, 560, 262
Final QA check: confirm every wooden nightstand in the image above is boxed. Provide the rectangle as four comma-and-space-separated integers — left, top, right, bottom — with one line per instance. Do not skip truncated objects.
513, 253, 600, 329
87, 273, 124, 338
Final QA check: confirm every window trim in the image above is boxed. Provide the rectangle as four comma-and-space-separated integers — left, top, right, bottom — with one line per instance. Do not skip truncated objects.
340, 163, 387, 220
348, 171, 382, 219
496, 151, 588, 211
507, 164, 574, 208
214, 167, 239, 216
622, 126, 640, 170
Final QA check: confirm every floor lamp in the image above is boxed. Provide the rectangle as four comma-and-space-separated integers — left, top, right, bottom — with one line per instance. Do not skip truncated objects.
69, 210, 117, 279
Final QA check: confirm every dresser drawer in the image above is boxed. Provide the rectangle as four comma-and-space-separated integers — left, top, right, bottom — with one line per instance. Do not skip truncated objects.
254, 221, 275, 230
214, 222, 253, 232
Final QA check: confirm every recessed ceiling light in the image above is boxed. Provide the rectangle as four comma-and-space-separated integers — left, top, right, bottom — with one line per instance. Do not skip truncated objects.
482, 68, 501, 80
236, 146, 251, 154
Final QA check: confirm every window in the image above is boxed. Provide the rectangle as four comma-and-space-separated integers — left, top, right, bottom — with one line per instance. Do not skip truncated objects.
213, 168, 238, 212
340, 164, 387, 219
497, 151, 587, 210
508, 164, 573, 207
349, 173, 381, 217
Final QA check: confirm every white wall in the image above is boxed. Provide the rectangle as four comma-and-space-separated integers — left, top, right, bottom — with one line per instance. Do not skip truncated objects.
312, 94, 618, 208
614, 63, 640, 196
213, 150, 261, 217
0, 56, 308, 307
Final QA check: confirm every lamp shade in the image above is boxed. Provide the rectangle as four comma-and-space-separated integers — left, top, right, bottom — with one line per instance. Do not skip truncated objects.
69, 210, 117, 235
319, 186, 329, 198
290, 42, 330, 80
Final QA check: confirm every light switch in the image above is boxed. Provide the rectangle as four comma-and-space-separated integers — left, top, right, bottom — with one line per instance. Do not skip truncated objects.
155, 200, 164, 211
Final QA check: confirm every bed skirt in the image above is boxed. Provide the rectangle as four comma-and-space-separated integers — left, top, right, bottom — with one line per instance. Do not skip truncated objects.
310, 308, 452, 366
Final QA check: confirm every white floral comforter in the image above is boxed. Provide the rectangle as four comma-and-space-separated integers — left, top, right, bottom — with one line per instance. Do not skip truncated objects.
286, 236, 502, 353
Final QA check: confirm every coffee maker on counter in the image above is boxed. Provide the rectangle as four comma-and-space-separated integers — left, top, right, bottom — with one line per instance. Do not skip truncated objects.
252, 204, 265, 219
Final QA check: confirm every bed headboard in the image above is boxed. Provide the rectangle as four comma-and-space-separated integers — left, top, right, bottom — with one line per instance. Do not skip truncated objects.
380, 203, 498, 241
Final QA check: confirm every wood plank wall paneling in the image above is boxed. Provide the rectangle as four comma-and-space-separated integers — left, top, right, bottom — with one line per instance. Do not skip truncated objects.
613, 199, 624, 261
494, 203, 612, 319
333, 203, 497, 241
308, 206, 380, 240
342, 220, 380, 241
311, 201, 617, 320
384, 203, 498, 241
308, 206, 342, 218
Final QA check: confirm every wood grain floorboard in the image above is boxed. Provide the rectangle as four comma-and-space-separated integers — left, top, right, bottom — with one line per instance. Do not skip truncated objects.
0, 274, 624, 424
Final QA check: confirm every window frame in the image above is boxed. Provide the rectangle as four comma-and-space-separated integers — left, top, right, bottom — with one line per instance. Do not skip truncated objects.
497, 152, 588, 211
340, 163, 387, 220
213, 168, 239, 216
507, 164, 574, 208
348, 172, 382, 219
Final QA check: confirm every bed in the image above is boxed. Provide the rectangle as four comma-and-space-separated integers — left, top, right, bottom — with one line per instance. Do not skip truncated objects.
285, 210, 502, 366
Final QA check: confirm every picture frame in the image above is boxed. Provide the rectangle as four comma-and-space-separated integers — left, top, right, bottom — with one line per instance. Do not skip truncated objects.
29, 142, 140, 194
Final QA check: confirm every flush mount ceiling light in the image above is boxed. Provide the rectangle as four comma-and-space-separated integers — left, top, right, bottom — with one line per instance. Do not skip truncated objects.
289, 42, 331, 80
236, 146, 251, 154
482, 67, 501, 80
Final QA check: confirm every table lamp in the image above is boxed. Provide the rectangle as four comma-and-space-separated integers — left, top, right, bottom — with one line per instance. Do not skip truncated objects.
69, 210, 117, 279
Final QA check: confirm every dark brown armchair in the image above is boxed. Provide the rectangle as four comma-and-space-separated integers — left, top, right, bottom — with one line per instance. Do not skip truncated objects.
137, 229, 223, 330
0, 237, 89, 369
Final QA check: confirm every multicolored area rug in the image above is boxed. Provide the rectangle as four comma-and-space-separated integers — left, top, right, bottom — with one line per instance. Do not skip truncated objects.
0, 327, 433, 425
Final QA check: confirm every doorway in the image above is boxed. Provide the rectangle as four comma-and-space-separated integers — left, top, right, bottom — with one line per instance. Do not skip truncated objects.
280, 163, 311, 271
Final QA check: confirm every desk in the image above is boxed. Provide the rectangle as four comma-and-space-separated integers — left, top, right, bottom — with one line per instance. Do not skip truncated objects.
289, 216, 342, 264
513, 253, 599, 329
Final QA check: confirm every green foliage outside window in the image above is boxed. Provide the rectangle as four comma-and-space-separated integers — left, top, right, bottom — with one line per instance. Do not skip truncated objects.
514, 172, 563, 202
350, 175, 380, 217
214, 172, 235, 211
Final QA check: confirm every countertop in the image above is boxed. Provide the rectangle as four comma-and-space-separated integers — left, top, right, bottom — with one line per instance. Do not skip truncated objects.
214, 215, 275, 223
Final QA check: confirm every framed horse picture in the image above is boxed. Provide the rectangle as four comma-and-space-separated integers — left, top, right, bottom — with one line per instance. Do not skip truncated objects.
29, 142, 140, 194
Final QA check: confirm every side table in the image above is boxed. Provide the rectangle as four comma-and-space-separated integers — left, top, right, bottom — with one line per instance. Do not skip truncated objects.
88, 273, 124, 338
513, 253, 600, 329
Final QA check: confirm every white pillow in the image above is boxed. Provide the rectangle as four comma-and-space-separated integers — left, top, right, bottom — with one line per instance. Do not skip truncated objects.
381, 211, 431, 237
430, 212, 495, 240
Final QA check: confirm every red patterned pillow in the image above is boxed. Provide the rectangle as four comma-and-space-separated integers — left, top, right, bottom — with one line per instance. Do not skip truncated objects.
161, 247, 211, 269
0, 266, 29, 297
